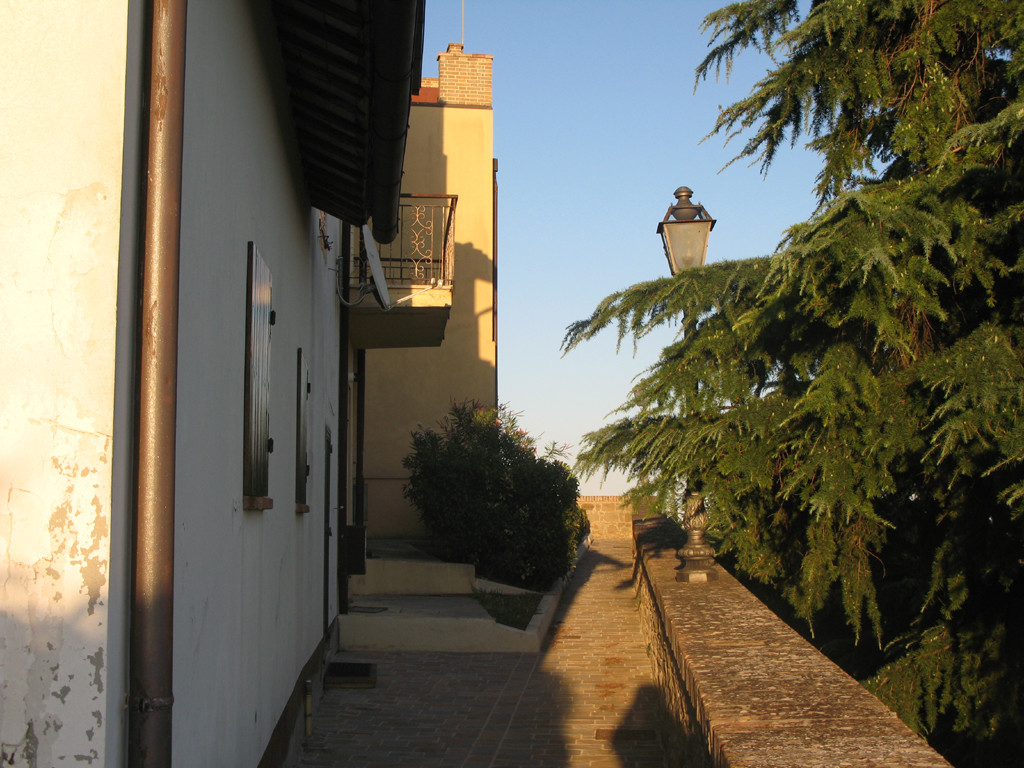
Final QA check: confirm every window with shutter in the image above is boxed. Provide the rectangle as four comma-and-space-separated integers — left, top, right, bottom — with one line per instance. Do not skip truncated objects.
244, 242, 274, 508
295, 348, 310, 511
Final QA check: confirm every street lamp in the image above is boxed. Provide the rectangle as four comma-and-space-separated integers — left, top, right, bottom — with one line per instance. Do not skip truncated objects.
659, 187, 719, 582
657, 186, 715, 274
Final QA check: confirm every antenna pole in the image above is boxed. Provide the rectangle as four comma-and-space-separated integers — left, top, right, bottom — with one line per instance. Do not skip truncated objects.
461, 0, 465, 46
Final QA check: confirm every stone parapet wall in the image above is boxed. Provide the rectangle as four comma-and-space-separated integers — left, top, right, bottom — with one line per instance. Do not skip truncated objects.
579, 495, 637, 540
632, 516, 953, 768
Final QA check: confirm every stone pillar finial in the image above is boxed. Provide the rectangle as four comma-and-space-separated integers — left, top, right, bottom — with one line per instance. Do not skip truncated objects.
676, 490, 717, 582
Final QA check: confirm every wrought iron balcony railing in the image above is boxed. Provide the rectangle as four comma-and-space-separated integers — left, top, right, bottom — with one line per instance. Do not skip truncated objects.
354, 194, 457, 289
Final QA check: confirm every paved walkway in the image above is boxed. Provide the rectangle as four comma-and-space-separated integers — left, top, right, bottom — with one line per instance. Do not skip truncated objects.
298, 539, 667, 768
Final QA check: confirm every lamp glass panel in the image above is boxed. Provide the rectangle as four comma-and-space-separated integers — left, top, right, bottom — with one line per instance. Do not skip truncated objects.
663, 220, 711, 273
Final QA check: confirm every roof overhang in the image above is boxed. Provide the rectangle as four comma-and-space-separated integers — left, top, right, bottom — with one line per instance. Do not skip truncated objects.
271, 0, 424, 243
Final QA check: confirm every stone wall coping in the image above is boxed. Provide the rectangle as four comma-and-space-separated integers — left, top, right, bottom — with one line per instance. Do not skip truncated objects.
633, 515, 952, 768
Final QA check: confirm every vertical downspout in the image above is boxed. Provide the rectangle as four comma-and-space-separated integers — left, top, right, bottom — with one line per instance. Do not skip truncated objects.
354, 350, 367, 528
129, 1, 187, 766
492, 158, 499, 402
337, 226, 351, 615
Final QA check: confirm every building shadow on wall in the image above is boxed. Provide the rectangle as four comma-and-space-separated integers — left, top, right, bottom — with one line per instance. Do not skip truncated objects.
362, 241, 498, 538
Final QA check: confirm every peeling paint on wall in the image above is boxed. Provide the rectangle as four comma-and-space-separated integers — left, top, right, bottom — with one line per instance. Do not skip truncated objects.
1, 427, 113, 768
1, 2, 130, 766
86, 649, 104, 693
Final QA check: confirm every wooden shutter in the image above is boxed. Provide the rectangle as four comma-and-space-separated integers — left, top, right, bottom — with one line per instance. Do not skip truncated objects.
244, 242, 273, 499
295, 348, 309, 507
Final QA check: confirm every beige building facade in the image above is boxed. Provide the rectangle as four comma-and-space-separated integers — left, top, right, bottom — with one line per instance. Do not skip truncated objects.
362, 44, 499, 539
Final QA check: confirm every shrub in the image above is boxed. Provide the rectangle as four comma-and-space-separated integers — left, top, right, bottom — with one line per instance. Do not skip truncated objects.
402, 402, 587, 590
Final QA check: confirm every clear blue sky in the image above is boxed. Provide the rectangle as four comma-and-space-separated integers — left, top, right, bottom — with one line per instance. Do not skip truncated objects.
423, 1, 821, 494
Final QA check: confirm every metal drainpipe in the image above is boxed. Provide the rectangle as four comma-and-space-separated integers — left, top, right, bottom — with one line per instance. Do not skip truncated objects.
337, 225, 351, 615
492, 158, 499, 400
354, 349, 367, 528
129, 0, 187, 766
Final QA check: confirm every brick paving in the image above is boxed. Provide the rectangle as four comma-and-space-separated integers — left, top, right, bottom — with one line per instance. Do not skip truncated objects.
298, 539, 666, 768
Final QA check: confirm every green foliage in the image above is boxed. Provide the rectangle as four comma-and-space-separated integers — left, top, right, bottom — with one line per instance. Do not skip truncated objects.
402, 402, 587, 591
564, 2, 1024, 766
472, 590, 545, 630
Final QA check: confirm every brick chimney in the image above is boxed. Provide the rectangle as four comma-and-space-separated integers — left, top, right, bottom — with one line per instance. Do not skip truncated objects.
436, 43, 492, 107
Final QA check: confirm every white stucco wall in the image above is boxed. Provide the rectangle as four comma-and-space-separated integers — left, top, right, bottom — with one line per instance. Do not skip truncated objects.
2, 1, 341, 766
0, 2, 131, 765
172, 2, 341, 765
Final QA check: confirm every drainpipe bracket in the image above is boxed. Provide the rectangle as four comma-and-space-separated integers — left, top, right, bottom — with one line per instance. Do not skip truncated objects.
136, 695, 175, 713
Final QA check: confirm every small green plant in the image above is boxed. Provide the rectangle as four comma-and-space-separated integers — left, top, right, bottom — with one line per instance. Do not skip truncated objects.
472, 590, 544, 630
403, 401, 588, 590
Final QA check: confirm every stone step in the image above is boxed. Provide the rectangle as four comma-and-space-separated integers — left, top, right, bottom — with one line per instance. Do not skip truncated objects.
349, 557, 476, 595
339, 592, 561, 653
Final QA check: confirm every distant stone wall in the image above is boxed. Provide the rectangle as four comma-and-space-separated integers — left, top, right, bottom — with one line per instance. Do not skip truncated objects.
632, 516, 953, 768
579, 496, 637, 540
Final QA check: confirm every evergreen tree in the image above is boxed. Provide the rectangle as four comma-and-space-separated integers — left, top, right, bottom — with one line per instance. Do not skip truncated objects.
563, 2, 1024, 765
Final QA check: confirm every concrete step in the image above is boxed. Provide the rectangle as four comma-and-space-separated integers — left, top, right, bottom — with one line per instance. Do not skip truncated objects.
338, 590, 562, 653
350, 557, 476, 596
339, 536, 590, 653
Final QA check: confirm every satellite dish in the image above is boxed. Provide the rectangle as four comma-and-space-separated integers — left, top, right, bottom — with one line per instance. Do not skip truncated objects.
361, 224, 391, 311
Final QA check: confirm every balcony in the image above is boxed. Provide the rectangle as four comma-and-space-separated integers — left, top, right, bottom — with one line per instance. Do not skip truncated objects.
348, 194, 457, 349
